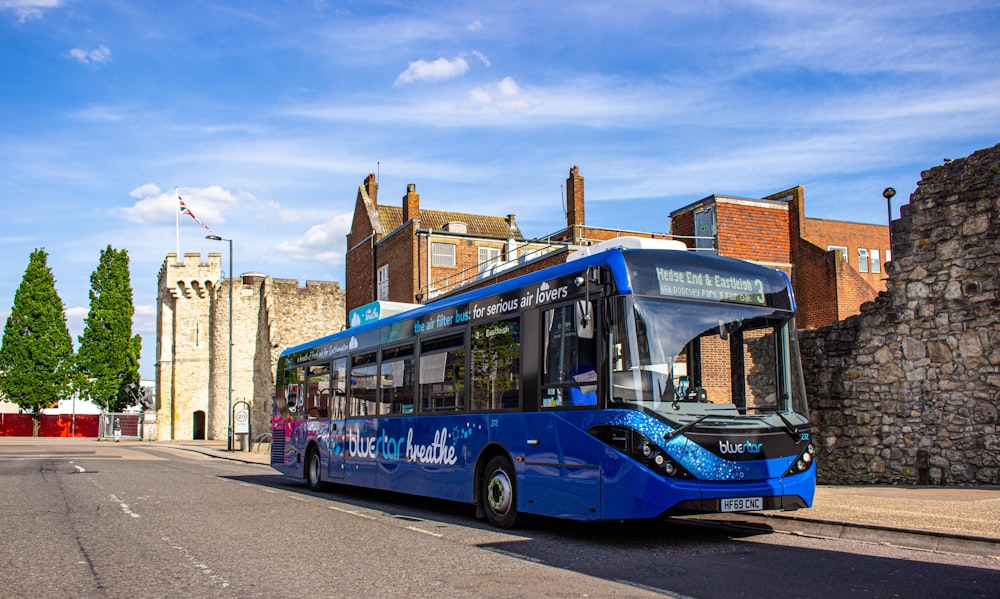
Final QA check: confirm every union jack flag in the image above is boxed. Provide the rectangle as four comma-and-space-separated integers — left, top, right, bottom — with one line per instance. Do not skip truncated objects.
179, 195, 211, 231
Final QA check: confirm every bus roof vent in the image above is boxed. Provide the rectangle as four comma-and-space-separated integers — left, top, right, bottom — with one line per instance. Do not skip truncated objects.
567, 236, 688, 261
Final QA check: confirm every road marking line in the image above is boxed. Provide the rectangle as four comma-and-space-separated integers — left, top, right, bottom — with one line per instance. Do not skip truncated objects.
162, 536, 231, 589
109, 494, 140, 518
405, 525, 443, 538
328, 505, 377, 520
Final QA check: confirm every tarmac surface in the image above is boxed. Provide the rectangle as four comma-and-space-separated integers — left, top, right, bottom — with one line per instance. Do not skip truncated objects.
13, 438, 1000, 558
157, 439, 1000, 558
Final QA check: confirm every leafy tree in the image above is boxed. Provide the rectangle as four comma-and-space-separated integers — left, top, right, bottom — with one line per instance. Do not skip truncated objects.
75, 245, 143, 413
0, 249, 75, 434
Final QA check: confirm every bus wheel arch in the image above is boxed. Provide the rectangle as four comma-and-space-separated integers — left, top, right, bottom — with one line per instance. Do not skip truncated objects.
477, 447, 519, 529
305, 443, 323, 491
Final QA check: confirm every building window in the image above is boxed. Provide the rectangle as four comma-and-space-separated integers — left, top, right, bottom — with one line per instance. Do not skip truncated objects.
870, 249, 881, 274
858, 248, 869, 273
432, 242, 456, 267
478, 247, 501, 273
828, 245, 848, 262
886, 249, 892, 264
377, 264, 389, 300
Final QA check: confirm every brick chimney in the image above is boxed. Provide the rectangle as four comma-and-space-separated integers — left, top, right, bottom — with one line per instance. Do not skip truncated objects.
403, 183, 420, 222
364, 172, 378, 205
566, 165, 584, 239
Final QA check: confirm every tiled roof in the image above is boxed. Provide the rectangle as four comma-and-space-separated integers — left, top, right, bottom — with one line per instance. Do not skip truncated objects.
376, 205, 523, 239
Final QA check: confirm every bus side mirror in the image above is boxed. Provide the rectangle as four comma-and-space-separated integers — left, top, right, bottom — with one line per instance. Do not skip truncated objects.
576, 300, 594, 339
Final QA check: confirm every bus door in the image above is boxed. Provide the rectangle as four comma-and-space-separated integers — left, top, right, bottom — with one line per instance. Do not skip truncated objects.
328, 357, 348, 479
523, 301, 602, 519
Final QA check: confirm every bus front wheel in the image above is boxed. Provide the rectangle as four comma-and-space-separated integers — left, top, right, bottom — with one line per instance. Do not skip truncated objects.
306, 447, 323, 491
482, 456, 518, 529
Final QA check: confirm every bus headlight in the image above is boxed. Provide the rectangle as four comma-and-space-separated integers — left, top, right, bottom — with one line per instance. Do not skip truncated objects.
589, 425, 695, 479
783, 444, 815, 476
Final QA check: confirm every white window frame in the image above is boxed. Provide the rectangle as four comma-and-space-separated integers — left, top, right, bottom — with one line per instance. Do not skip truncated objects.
431, 242, 456, 267
858, 248, 869, 273
827, 245, 848, 262
870, 249, 881, 274
377, 264, 389, 300
478, 246, 501, 273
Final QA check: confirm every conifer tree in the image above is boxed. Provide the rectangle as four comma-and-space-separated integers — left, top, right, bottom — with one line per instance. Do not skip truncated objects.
75, 245, 143, 413
0, 249, 75, 434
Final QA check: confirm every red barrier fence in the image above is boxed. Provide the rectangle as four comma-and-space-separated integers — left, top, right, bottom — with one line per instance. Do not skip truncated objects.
1, 413, 101, 437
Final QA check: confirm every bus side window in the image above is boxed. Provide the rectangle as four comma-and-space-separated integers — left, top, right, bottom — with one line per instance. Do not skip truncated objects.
331, 358, 347, 420
275, 365, 303, 421
381, 344, 416, 415
306, 362, 331, 419
541, 303, 597, 408
470, 317, 521, 411
419, 333, 466, 413
349, 352, 378, 417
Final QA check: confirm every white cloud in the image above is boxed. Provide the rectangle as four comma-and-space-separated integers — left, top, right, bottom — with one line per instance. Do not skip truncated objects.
119, 184, 242, 228
395, 56, 470, 85
275, 212, 352, 266
1, 0, 61, 22
68, 45, 112, 65
471, 50, 490, 67
467, 20, 482, 32
469, 76, 531, 112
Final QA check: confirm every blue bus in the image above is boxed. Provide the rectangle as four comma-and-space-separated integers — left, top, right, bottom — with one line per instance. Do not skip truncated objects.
271, 237, 814, 528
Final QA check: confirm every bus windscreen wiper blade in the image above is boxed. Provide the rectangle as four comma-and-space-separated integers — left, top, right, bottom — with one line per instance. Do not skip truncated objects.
664, 414, 709, 441
747, 405, 800, 440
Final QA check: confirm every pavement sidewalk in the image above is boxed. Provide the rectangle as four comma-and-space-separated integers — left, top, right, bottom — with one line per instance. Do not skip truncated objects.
156, 440, 1000, 557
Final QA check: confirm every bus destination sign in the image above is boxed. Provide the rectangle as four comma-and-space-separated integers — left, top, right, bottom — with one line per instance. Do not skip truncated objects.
655, 267, 767, 306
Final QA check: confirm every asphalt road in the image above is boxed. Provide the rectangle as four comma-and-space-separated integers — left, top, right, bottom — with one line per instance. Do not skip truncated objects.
2, 439, 999, 598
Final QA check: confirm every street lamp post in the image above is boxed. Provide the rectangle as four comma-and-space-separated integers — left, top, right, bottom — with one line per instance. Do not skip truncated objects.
206, 234, 233, 451
883, 187, 896, 251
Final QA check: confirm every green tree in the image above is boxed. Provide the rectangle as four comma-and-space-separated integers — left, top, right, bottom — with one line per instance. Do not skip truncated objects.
0, 249, 75, 435
75, 245, 143, 413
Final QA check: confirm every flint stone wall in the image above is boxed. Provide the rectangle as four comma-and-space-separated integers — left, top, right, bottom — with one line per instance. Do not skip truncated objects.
799, 144, 1000, 485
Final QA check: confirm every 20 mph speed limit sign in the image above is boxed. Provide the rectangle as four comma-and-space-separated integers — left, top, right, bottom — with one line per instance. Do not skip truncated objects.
234, 407, 249, 434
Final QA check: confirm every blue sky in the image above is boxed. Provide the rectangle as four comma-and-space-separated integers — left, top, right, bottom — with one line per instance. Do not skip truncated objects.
2, 0, 998, 380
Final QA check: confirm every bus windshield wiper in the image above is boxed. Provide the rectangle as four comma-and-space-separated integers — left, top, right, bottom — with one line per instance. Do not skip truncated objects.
664, 414, 709, 441
746, 405, 800, 440
774, 410, 802, 440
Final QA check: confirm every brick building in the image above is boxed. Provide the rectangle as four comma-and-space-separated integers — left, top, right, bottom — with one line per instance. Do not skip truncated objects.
345, 167, 888, 330
345, 167, 674, 311
668, 186, 890, 329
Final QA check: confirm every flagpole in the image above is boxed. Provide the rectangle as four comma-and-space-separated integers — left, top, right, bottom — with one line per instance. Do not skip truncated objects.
175, 187, 180, 262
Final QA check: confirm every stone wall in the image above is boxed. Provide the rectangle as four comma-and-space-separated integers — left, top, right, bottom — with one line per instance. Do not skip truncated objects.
207, 274, 346, 443
157, 255, 345, 443
799, 144, 1000, 485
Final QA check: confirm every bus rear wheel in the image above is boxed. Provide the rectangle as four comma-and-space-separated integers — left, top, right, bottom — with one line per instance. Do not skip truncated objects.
482, 456, 518, 529
306, 447, 323, 491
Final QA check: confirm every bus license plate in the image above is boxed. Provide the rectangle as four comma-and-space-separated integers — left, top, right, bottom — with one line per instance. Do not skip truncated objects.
720, 497, 762, 512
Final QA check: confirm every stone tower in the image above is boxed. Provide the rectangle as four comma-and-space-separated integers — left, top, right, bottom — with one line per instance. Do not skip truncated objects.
155, 253, 221, 440
156, 252, 348, 444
